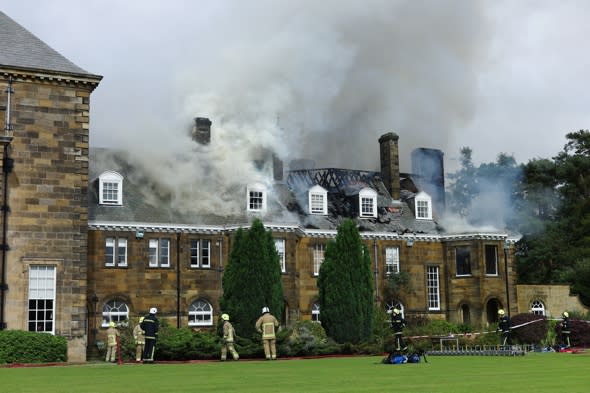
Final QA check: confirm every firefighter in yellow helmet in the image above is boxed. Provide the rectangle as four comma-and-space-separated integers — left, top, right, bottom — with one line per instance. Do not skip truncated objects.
255, 307, 280, 360
220, 313, 239, 361
390, 308, 407, 351
105, 321, 120, 363
133, 317, 146, 362
496, 309, 512, 347
560, 311, 571, 348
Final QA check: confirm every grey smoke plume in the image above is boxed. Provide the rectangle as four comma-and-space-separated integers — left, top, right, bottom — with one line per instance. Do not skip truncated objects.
101, 1, 493, 216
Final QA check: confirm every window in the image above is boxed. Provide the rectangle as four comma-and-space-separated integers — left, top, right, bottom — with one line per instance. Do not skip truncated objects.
386, 301, 405, 318
312, 303, 321, 323
28, 265, 56, 333
359, 188, 377, 218
485, 245, 498, 275
190, 239, 210, 268
313, 243, 325, 276
98, 171, 123, 205
385, 246, 400, 275
149, 238, 170, 267
427, 266, 440, 310
188, 299, 213, 326
102, 300, 129, 327
531, 300, 545, 316
309, 185, 327, 215
455, 246, 471, 276
415, 191, 432, 220
247, 183, 267, 212
105, 237, 128, 267
275, 238, 286, 272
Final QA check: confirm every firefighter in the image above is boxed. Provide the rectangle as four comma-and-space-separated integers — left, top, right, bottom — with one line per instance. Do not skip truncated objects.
497, 309, 512, 347
255, 306, 280, 360
390, 308, 407, 351
105, 321, 119, 363
561, 311, 571, 348
140, 307, 159, 363
220, 313, 239, 361
133, 317, 146, 362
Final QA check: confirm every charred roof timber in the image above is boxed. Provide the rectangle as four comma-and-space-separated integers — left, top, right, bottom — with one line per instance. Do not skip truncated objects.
192, 117, 212, 145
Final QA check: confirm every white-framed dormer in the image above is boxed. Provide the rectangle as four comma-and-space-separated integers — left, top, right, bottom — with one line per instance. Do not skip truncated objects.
98, 171, 123, 205
415, 191, 432, 220
308, 185, 328, 215
247, 182, 267, 212
359, 187, 377, 218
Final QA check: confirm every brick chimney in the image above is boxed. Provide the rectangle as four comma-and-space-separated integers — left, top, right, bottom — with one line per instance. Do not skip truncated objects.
192, 117, 211, 145
379, 132, 400, 200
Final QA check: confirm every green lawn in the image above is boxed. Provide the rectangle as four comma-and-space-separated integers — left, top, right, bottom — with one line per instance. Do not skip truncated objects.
1, 353, 589, 393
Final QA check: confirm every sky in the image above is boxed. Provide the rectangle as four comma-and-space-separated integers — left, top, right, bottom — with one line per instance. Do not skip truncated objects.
3, 0, 589, 177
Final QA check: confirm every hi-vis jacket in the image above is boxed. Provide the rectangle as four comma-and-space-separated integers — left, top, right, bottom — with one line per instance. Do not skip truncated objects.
256, 313, 280, 339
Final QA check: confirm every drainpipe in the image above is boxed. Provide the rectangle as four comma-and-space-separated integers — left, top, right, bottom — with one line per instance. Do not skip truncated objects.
503, 240, 511, 317
176, 233, 181, 328
373, 239, 379, 304
0, 77, 14, 330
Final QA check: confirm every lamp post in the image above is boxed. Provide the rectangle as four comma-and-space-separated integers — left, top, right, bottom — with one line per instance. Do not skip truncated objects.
503, 240, 511, 317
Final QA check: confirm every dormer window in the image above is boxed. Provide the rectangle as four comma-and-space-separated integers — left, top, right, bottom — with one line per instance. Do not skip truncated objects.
99, 171, 123, 205
359, 188, 377, 218
308, 185, 327, 215
247, 183, 267, 212
415, 191, 432, 220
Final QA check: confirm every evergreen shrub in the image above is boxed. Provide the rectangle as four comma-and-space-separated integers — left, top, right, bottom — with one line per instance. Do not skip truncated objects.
0, 330, 67, 364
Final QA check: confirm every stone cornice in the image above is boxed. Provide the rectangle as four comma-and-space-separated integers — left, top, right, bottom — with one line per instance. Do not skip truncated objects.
0, 66, 102, 90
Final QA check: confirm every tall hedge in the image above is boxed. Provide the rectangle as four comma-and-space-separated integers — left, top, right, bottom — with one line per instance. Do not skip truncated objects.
0, 330, 67, 364
318, 219, 374, 343
220, 219, 284, 337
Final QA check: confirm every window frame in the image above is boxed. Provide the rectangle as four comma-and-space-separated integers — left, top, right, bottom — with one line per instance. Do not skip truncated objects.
359, 187, 377, 218
275, 238, 286, 273
386, 301, 405, 319
189, 239, 211, 269
308, 185, 328, 215
105, 237, 128, 267
415, 191, 432, 220
484, 244, 498, 276
530, 300, 546, 316
385, 246, 400, 276
312, 243, 325, 276
455, 246, 472, 276
188, 299, 213, 327
101, 299, 129, 327
28, 265, 56, 334
149, 238, 171, 268
247, 183, 267, 212
427, 266, 441, 311
98, 171, 123, 205
312, 302, 321, 323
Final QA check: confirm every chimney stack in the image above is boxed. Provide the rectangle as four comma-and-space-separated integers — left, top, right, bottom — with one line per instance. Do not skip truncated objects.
379, 132, 400, 200
192, 117, 212, 145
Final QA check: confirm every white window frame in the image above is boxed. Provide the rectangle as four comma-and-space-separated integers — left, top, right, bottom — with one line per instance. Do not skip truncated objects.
531, 300, 545, 316
385, 246, 400, 276
149, 238, 170, 267
415, 191, 432, 220
312, 302, 321, 323
247, 183, 267, 212
308, 185, 328, 215
275, 238, 286, 273
313, 243, 325, 276
485, 244, 498, 276
105, 237, 128, 267
28, 265, 56, 334
359, 187, 377, 218
190, 239, 211, 268
386, 301, 405, 319
98, 171, 123, 205
188, 299, 213, 326
102, 299, 129, 327
427, 266, 440, 310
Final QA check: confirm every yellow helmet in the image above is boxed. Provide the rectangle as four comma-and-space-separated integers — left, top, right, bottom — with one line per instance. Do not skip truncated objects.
221, 313, 230, 321
498, 309, 505, 316
109, 321, 116, 327
139, 317, 145, 323
393, 308, 400, 315
563, 311, 569, 318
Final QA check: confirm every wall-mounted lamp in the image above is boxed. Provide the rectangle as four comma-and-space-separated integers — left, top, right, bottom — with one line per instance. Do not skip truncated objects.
406, 239, 414, 247
135, 229, 144, 240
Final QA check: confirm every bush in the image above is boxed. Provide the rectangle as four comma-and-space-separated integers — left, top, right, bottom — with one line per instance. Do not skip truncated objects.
511, 313, 548, 345
0, 330, 67, 364
555, 318, 590, 347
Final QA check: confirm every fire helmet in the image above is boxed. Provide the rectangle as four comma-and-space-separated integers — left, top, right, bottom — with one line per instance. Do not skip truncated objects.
262, 307, 270, 314
221, 313, 230, 321
563, 311, 569, 318
498, 309, 505, 316
109, 321, 116, 327
393, 308, 400, 315
139, 317, 144, 323
149, 307, 157, 314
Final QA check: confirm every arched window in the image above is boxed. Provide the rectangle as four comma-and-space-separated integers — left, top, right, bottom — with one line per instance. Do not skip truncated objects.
188, 299, 213, 326
531, 300, 545, 316
312, 303, 321, 323
386, 300, 405, 318
98, 171, 123, 205
102, 299, 129, 327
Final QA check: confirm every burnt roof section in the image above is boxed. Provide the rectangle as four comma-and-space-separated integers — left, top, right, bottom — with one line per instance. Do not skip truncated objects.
0, 11, 100, 78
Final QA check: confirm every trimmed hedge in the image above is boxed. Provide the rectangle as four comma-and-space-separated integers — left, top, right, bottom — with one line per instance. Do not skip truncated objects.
0, 330, 67, 364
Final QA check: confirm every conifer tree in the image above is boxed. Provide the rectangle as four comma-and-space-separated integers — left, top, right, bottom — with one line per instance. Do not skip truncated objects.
318, 219, 374, 343
220, 219, 284, 337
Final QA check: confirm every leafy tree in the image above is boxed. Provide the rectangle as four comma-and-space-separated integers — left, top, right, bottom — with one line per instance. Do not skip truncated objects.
318, 219, 373, 343
220, 219, 284, 337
